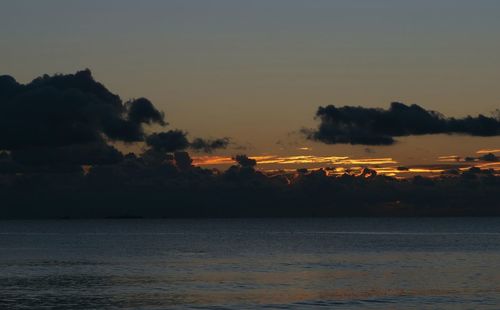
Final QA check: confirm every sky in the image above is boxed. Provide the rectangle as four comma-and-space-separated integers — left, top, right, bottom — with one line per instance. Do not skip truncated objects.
1, 0, 499, 167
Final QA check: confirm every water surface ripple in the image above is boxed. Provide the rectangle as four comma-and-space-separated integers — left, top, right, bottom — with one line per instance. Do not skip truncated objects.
1, 218, 499, 309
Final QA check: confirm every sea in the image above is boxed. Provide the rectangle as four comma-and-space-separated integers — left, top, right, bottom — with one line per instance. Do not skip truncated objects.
1, 218, 500, 309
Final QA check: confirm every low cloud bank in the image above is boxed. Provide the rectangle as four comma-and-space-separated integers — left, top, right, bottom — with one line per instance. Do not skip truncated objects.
1, 71, 499, 218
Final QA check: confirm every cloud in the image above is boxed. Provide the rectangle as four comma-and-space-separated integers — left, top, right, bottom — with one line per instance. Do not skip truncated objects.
1, 70, 500, 219
477, 149, 500, 154
126, 98, 166, 126
11, 142, 123, 166
0, 69, 167, 150
439, 152, 499, 163
305, 102, 500, 145
146, 133, 231, 155
145, 130, 190, 153
479, 153, 498, 162
190, 137, 230, 153
233, 154, 257, 167
174, 151, 193, 171
193, 154, 396, 166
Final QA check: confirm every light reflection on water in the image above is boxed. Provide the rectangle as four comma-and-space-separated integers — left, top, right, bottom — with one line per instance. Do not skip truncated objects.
1, 218, 500, 309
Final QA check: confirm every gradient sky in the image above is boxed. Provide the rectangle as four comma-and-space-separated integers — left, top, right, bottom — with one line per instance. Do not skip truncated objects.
1, 0, 499, 165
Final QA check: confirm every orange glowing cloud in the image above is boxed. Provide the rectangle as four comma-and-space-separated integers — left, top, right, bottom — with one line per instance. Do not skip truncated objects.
476, 149, 500, 154
437, 155, 461, 162
475, 162, 500, 168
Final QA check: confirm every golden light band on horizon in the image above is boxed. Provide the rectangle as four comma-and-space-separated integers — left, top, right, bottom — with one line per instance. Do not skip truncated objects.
192, 155, 397, 166
475, 162, 500, 168
192, 154, 500, 179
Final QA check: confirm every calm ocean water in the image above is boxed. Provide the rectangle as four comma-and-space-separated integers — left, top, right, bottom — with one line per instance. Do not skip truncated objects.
1, 218, 500, 309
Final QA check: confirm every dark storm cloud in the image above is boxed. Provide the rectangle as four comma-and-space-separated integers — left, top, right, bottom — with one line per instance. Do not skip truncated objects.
0, 69, 166, 150
305, 102, 500, 145
145, 130, 190, 153
190, 137, 230, 153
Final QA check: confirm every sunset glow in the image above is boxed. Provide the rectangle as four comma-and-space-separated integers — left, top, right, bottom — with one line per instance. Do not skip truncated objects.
192, 154, 500, 178
438, 155, 461, 162
476, 149, 500, 154
192, 155, 397, 166
2, 2, 500, 309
